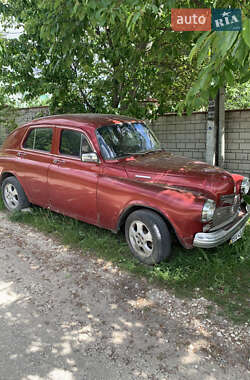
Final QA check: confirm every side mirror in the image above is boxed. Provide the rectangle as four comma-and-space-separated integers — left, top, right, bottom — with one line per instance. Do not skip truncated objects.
81, 152, 99, 163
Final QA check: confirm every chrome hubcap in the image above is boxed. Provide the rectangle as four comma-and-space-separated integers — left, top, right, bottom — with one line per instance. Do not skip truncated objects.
129, 220, 153, 257
4, 184, 19, 210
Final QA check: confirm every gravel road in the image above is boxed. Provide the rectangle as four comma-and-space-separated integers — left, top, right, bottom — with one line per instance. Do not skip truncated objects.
0, 211, 249, 380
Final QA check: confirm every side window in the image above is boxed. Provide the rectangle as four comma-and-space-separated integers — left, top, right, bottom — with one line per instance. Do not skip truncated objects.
59, 129, 92, 157
23, 128, 53, 152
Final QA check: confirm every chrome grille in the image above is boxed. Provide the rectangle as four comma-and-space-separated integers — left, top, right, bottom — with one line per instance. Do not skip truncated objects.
220, 193, 240, 205
212, 194, 241, 229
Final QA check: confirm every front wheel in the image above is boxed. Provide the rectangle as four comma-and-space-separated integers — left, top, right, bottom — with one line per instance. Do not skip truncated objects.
1, 177, 30, 212
125, 210, 171, 265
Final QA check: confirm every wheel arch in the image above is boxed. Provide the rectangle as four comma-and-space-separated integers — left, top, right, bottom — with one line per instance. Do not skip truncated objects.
117, 204, 179, 243
0, 171, 16, 185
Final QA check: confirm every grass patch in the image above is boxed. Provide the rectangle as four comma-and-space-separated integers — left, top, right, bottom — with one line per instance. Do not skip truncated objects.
1, 197, 250, 324
244, 194, 250, 203
0, 197, 4, 210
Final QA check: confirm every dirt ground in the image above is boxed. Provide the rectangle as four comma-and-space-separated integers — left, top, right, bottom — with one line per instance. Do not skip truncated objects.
0, 211, 249, 380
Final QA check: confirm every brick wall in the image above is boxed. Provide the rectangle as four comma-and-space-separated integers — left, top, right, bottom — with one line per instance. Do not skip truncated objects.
150, 109, 250, 178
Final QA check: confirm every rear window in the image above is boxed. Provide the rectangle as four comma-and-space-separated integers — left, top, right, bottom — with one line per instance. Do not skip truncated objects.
23, 128, 53, 152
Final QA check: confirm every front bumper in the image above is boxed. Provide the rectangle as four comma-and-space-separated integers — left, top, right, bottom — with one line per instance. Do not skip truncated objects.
193, 204, 249, 248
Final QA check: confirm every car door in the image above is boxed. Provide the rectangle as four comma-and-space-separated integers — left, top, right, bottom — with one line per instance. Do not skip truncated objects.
17, 125, 55, 207
47, 127, 100, 224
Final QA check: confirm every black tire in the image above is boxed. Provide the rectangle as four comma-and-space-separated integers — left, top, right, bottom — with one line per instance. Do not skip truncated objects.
1, 177, 30, 212
125, 209, 171, 265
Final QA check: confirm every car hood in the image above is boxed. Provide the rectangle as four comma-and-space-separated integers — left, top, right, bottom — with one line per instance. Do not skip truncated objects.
118, 151, 235, 200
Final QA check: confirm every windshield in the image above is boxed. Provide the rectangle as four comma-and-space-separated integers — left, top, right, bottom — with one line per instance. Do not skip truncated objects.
96, 122, 161, 160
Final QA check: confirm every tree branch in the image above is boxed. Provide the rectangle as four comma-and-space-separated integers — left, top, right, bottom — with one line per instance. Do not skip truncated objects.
71, 62, 95, 112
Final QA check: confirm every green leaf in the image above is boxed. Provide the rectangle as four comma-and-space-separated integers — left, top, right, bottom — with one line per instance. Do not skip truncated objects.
166, 0, 177, 8
189, 31, 210, 62
224, 69, 234, 85
242, 17, 250, 48
213, 31, 238, 59
196, 38, 212, 67
126, 12, 134, 27
199, 70, 212, 89
240, 70, 250, 83
234, 36, 248, 65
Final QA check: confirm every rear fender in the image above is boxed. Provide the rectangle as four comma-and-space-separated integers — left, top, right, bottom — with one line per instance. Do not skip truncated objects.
0, 170, 31, 202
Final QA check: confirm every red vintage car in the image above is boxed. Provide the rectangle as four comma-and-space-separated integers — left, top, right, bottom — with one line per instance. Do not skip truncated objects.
0, 114, 249, 264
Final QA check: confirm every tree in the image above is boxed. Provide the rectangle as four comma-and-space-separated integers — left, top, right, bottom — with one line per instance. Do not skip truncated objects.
0, 0, 249, 116
185, 5, 250, 112
0, 0, 197, 118
81, 0, 250, 112
225, 81, 250, 109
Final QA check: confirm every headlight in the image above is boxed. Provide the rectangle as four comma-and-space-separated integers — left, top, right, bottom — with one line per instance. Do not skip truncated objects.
201, 199, 216, 222
240, 177, 249, 195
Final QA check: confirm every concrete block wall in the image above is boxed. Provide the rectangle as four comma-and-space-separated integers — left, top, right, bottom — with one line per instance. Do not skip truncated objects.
150, 112, 207, 161
14, 106, 50, 126
0, 106, 49, 146
150, 109, 250, 178
0, 125, 8, 146
224, 110, 250, 178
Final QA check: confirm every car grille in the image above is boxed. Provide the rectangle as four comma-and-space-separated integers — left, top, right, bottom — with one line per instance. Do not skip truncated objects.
211, 194, 241, 229
220, 193, 239, 205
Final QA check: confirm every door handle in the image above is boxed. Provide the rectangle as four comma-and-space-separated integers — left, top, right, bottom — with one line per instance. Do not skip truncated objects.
53, 159, 65, 164
17, 151, 27, 157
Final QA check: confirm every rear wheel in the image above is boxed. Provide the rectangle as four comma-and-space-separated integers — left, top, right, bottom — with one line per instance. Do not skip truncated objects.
125, 209, 171, 265
1, 177, 30, 212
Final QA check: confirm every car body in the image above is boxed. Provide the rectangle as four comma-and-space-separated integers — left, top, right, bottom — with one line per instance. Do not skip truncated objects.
0, 114, 249, 264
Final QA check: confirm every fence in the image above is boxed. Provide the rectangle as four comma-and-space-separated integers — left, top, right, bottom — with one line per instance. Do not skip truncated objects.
0, 106, 249, 178
150, 109, 250, 178
0, 106, 49, 146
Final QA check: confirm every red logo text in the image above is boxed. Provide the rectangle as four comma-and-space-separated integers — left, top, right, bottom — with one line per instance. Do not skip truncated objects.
171, 9, 211, 31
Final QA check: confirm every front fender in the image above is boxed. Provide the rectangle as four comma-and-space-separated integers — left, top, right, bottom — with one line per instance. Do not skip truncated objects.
97, 176, 206, 248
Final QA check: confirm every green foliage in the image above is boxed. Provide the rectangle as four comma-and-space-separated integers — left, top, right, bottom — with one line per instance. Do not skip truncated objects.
225, 81, 250, 109
0, 0, 249, 116
183, 20, 250, 113
0, 0, 197, 119
0, 91, 17, 133
14, 95, 51, 108
69, 0, 249, 114
3, 202, 250, 324
242, 16, 250, 48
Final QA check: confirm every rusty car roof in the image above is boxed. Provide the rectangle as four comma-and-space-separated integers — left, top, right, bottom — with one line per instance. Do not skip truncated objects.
23, 114, 141, 130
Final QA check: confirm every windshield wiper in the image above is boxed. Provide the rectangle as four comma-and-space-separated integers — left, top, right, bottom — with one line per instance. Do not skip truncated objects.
145, 148, 163, 153
134, 149, 164, 155
116, 149, 164, 159
116, 153, 136, 158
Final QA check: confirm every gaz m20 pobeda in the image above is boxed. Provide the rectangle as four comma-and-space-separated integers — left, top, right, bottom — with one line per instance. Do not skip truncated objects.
0, 114, 249, 264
